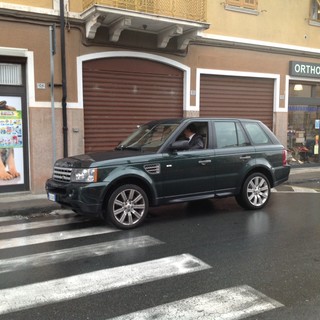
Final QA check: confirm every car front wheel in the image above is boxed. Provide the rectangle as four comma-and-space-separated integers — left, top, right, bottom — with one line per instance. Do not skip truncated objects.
236, 173, 270, 210
106, 184, 149, 229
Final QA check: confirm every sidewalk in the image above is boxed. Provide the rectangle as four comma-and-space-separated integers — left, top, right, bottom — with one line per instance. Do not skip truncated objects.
0, 165, 319, 217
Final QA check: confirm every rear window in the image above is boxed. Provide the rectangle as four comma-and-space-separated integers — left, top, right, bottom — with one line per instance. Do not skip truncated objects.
243, 122, 271, 145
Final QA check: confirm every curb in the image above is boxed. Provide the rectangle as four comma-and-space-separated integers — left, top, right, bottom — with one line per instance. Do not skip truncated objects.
0, 194, 61, 217
0, 200, 60, 217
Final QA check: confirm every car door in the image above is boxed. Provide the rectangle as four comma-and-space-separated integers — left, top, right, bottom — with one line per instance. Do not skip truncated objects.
212, 120, 256, 194
160, 121, 215, 201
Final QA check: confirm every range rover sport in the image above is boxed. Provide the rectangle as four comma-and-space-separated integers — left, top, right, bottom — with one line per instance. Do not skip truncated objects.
46, 118, 290, 229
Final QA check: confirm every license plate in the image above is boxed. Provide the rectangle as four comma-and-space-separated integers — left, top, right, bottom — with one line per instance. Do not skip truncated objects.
48, 193, 56, 202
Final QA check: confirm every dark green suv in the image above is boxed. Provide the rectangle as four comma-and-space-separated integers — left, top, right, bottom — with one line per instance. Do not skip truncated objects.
46, 118, 290, 229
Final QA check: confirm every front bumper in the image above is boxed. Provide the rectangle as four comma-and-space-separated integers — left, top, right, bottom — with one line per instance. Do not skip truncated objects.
45, 178, 106, 217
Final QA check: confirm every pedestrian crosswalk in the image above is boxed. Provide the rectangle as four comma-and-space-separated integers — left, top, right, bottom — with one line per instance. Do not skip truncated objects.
272, 185, 320, 193
110, 285, 283, 320
0, 211, 284, 319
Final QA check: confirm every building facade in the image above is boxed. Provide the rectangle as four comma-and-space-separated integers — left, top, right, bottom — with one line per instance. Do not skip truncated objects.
0, 0, 319, 194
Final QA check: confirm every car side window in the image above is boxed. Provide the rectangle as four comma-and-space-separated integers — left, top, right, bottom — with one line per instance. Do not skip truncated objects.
174, 122, 208, 150
243, 122, 271, 145
236, 123, 250, 146
215, 121, 249, 148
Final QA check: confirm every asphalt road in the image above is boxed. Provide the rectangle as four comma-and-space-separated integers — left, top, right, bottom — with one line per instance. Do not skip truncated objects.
1, 192, 320, 319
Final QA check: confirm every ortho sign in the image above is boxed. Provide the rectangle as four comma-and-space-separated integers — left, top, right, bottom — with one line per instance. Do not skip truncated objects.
289, 61, 320, 78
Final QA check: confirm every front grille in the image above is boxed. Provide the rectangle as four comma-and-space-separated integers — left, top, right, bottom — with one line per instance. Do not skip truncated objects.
144, 163, 160, 175
53, 167, 72, 182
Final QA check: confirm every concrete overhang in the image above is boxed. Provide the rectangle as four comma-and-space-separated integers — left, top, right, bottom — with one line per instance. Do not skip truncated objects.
81, 5, 210, 50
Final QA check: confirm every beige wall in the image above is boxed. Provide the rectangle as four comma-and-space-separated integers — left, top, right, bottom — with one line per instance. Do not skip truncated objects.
29, 107, 83, 193
0, 0, 83, 11
207, 0, 317, 49
0, 0, 53, 8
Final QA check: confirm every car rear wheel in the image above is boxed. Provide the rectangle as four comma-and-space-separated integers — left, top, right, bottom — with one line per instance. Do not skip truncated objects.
106, 184, 149, 229
236, 173, 270, 210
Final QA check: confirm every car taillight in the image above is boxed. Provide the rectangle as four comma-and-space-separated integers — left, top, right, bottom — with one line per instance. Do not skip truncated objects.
282, 149, 288, 166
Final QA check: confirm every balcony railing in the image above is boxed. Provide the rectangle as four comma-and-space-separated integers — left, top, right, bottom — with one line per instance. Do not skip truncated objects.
83, 0, 207, 22
225, 0, 258, 10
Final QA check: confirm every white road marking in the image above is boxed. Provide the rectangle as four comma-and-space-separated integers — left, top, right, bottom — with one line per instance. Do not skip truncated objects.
0, 215, 27, 223
0, 236, 163, 273
109, 285, 284, 320
292, 186, 318, 193
0, 216, 90, 233
0, 226, 119, 249
0, 254, 211, 315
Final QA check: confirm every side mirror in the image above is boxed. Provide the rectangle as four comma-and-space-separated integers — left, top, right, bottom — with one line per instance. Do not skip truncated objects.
170, 140, 189, 151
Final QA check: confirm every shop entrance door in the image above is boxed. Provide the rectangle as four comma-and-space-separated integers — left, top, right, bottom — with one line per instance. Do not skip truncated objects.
0, 60, 29, 192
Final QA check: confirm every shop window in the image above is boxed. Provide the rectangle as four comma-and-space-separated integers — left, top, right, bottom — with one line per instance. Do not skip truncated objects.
289, 83, 312, 98
225, 0, 258, 10
0, 60, 28, 192
288, 83, 320, 164
0, 63, 22, 85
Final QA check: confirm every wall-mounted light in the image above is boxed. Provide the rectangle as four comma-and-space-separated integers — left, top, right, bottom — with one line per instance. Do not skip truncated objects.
294, 84, 303, 91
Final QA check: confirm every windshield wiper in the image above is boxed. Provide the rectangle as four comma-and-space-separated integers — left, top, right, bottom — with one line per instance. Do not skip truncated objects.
115, 145, 141, 151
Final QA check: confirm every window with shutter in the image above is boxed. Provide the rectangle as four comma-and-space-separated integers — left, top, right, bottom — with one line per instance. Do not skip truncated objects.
0, 64, 22, 85
226, 0, 258, 10
310, 0, 320, 20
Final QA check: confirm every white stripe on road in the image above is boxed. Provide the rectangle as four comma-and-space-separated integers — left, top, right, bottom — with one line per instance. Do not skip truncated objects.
0, 216, 25, 223
272, 187, 318, 193
0, 216, 90, 233
0, 236, 163, 274
292, 186, 318, 193
109, 285, 284, 320
0, 254, 210, 315
0, 226, 119, 249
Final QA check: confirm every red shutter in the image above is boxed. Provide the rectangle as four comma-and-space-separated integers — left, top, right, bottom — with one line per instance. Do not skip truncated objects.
200, 75, 274, 129
83, 58, 183, 152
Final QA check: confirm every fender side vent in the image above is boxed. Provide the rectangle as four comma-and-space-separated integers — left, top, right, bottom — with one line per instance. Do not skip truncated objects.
144, 163, 160, 175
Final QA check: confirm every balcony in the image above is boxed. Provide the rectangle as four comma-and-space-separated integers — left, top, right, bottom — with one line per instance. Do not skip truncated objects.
81, 0, 209, 50
83, 0, 207, 22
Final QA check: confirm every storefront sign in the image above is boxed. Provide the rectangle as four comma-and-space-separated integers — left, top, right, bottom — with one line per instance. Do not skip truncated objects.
289, 61, 320, 78
289, 105, 318, 112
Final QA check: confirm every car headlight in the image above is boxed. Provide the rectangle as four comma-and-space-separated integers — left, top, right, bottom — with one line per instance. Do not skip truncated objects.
71, 168, 97, 183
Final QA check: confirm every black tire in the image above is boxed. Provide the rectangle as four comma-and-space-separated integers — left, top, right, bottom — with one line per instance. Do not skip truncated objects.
236, 173, 270, 210
106, 184, 149, 229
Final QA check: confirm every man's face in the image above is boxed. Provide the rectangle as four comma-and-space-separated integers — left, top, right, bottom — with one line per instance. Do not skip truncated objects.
184, 128, 192, 138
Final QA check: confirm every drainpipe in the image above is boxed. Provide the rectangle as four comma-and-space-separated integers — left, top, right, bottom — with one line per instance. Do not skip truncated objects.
60, 0, 68, 157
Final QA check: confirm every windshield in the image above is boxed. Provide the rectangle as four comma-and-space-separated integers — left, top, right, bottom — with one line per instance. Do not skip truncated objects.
116, 122, 179, 152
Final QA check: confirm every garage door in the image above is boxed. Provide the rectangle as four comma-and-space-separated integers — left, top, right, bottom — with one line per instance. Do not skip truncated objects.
83, 58, 183, 152
200, 75, 274, 129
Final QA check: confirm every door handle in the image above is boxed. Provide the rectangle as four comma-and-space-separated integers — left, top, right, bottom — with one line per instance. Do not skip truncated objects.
240, 155, 251, 160
198, 159, 212, 165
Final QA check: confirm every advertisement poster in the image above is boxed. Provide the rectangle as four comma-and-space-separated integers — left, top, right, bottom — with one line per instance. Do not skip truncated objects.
0, 97, 24, 186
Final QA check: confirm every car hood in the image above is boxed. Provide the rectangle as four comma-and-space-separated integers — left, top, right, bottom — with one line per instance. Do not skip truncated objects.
54, 150, 156, 168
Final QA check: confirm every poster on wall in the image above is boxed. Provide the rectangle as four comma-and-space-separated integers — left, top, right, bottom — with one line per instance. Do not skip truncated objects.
0, 97, 24, 186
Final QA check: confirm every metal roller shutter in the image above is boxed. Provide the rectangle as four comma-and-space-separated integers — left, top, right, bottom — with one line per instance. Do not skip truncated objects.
83, 58, 183, 152
200, 75, 274, 129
